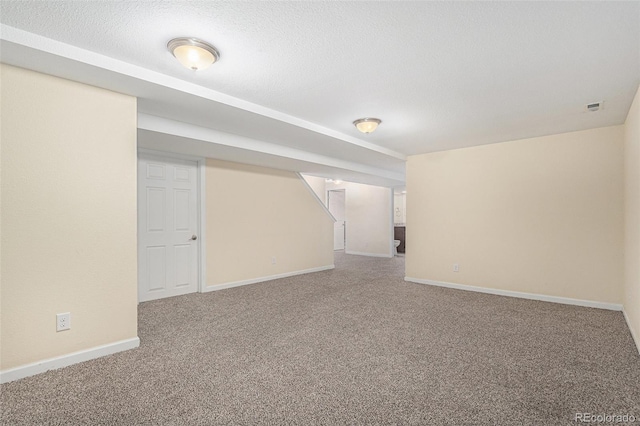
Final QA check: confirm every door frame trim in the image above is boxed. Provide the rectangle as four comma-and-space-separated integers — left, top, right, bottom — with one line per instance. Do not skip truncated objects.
389, 189, 395, 257
138, 149, 207, 294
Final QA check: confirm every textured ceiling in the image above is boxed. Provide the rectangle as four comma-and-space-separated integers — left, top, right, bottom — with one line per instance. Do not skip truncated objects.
1, 1, 639, 179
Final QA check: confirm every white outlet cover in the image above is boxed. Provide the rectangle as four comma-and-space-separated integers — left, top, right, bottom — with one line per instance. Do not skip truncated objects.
56, 312, 71, 332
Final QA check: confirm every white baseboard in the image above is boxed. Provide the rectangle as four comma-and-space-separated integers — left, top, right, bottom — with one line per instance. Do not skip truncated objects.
404, 277, 623, 311
345, 251, 393, 258
0, 337, 140, 384
623, 309, 640, 355
203, 265, 335, 292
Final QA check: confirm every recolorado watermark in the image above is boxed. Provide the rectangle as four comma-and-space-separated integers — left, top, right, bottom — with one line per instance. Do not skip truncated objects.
575, 413, 637, 423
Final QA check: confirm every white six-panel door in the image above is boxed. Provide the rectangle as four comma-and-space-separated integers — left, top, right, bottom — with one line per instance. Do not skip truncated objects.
138, 154, 199, 302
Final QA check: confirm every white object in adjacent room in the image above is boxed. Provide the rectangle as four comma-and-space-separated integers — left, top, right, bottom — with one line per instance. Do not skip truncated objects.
394, 192, 406, 225
138, 154, 199, 302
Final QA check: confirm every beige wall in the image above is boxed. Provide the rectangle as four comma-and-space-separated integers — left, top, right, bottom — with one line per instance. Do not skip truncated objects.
326, 180, 393, 257
624, 86, 640, 351
205, 160, 334, 286
406, 126, 624, 304
0, 65, 138, 370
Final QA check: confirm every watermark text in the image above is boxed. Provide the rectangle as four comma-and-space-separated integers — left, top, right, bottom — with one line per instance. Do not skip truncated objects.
575, 413, 636, 423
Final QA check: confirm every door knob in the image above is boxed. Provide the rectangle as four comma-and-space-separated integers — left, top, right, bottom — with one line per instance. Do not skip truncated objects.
191, 235, 197, 240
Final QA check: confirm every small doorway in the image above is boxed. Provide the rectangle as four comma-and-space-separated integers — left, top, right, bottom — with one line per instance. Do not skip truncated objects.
327, 189, 346, 250
393, 191, 406, 255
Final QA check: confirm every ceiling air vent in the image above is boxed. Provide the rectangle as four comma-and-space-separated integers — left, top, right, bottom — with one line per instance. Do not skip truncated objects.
585, 101, 603, 112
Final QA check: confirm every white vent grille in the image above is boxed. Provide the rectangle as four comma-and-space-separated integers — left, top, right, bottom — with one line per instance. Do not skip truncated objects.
586, 101, 603, 112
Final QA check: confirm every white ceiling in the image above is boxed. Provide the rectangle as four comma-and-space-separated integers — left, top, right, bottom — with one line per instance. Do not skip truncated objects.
1, 1, 638, 187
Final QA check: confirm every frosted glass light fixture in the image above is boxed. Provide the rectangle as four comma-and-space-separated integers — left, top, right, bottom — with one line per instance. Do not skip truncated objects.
168, 38, 220, 71
353, 118, 381, 134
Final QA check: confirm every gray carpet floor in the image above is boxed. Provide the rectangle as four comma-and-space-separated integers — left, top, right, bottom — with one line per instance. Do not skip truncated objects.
1, 252, 639, 425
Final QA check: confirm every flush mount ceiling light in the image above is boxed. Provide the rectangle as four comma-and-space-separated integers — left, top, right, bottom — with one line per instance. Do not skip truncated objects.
167, 37, 220, 71
353, 118, 382, 134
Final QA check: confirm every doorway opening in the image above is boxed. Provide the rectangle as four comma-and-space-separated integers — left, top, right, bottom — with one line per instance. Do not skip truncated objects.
393, 190, 406, 256
327, 189, 346, 251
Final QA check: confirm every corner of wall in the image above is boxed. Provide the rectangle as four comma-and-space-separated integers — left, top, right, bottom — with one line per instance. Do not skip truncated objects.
0, 65, 139, 379
623, 84, 640, 355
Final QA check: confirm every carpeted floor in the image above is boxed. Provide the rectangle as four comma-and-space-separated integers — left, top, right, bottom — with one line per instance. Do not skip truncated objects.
1, 252, 639, 425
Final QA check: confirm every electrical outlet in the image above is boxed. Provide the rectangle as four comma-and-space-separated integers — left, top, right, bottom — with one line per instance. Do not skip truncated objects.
271, 257, 276, 265
453, 264, 459, 272
56, 312, 71, 332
